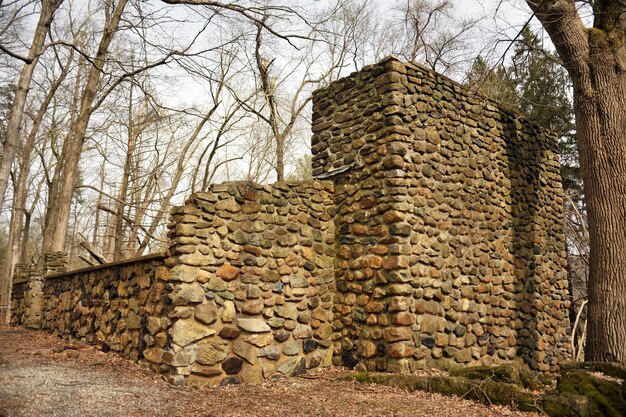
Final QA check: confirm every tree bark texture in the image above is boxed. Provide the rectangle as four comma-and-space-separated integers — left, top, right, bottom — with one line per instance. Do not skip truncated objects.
0, 45, 72, 324
0, 0, 64, 213
42, 0, 128, 254
526, 0, 626, 363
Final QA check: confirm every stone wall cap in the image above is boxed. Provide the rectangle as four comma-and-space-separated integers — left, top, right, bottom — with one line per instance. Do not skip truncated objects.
311, 56, 557, 142
45, 252, 167, 280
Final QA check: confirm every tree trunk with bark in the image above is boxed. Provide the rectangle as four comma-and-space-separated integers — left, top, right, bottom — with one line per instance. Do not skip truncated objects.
254, 18, 285, 182
526, 0, 626, 363
42, 0, 129, 254
0, 46, 72, 324
0, 0, 64, 213
113, 86, 137, 261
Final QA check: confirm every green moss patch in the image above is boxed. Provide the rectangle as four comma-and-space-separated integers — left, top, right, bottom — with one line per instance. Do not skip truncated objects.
449, 363, 549, 390
561, 361, 626, 381
555, 370, 625, 417
348, 362, 625, 417
347, 372, 539, 412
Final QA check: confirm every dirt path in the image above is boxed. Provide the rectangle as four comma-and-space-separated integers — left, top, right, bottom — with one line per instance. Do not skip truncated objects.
0, 326, 543, 417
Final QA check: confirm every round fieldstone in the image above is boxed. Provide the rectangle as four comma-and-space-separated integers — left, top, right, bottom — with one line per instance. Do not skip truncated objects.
274, 329, 290, 343
421, 335, 436, 348
219, 376, 241, 386
194, 302, 217, 325
219, 326, 241, 339
221, 357, 243, 375
303, 338, 318, 353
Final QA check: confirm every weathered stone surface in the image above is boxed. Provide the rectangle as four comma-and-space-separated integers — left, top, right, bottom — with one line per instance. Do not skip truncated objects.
237, 318, 271, 333
244, 334, 273, 347
196, 341, 229, 366
274, 329, 290, 343
275, 303, 298, 320
195, 302, 218, 325
240, 364, 263, 383
206, 277, 226, 292
222, 357, 243, 375
168, 265, 198, 282
389, 342, 415, 358
162, 345, 197, 366
383, 327, 413, 342
216, 264, 240, 281
259, 345, 281, 360
241, 299, 264, 315
420, 314, 444, 335
314, 323, 333, 340
170, 319, 216, 346
143, 347, 164, 364
233, 339, 259, 364
293, 324, 313, 339
219, 376, 241, 386
172, 283, 205, 305
277, 358, 298, 375
222, 301, 236, 322
126, 312, 141, 329
219, 326, 241, 339
289, 275, 308, 288
283, 340, 301, 356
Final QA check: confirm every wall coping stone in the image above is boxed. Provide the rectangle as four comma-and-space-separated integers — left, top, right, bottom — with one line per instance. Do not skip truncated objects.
312, 55, 549, 138
44, 252, 166, 281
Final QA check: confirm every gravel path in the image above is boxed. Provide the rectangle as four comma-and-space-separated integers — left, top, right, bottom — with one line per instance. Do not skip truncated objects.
0, 326, 544, 417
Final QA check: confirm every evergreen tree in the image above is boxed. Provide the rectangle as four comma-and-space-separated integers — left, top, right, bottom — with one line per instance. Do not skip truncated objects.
466, 29, 580, 196
466, 56, 519, 111
512, 28, 579, 195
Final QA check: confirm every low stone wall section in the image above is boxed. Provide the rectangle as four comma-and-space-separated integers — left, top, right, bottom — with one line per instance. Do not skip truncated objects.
40, 254, 169, 362
154, 181, 336, 385
9, 265, 29, 326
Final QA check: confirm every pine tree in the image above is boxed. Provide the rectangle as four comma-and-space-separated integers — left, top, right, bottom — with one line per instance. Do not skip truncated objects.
512, 28, 579, 195
466, 29, 580, 196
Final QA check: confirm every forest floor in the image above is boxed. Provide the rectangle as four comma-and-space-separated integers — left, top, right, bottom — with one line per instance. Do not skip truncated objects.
0, 326, 545, 417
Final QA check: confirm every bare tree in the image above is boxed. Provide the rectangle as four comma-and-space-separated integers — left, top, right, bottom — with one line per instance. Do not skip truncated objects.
0, 41, 74, 324
0, 0, 64, 214
524, 0, 626, 363
42, 0, 129, 254
386, 0, 480, 74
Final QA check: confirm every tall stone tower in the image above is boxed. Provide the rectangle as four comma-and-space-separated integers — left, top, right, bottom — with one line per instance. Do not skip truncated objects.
311, 56, 571, 373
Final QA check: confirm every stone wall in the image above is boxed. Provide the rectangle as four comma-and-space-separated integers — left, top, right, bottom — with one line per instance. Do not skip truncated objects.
9, 264, 29, 326
39, 254, 168, 361
159, 181, 336, 385
312, 56, 570, 373
11, 56, 571, 385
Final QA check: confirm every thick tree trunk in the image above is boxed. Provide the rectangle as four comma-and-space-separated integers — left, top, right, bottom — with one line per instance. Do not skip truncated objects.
0, 124, 39, 324
0, 0, 63, 212
42, 0, 128, 253
575, 53, 626, 364
0, 46, 72, 324
525, 0, 626, 365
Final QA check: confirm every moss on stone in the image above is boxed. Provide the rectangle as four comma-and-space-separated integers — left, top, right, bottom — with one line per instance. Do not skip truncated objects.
345, 372, 540, 412
348, 364, 626, 417
538, 392, 593, 417
556, 370, 625, 417
561, 361, 626, 381
449, 363, 549, 390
